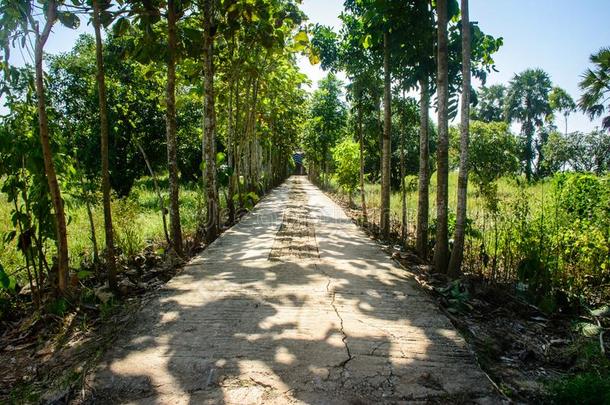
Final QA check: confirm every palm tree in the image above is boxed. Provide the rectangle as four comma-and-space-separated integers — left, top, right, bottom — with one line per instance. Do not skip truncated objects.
504, 68, 552, 181
472, 84, 506, 122
548, 86, 576, 136
579, 47, 610, 131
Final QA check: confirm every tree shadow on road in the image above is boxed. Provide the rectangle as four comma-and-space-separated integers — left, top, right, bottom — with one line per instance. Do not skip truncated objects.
82, 177, 494, 404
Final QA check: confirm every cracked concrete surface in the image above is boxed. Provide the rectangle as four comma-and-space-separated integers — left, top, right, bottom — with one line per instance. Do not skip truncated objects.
85, 176, 496, 404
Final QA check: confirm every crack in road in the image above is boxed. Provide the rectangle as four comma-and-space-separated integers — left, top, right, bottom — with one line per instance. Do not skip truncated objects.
320, 265, 353, 371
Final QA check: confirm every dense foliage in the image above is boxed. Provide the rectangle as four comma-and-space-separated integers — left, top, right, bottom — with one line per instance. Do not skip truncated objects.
0, 0, 311, 303
303, 1, 609, 312
0, 0, 608, 401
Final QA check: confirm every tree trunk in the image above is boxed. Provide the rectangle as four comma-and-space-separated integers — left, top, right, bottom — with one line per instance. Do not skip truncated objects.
400, 97, 407, 245
165, 0, 183, 256
227, 73, 236, 223
358, 102, 368, 224
235, 76, 243, 210
380, 31, 392, 239
93, 0, 117, 289
203, 0, 219, 243
416, 79, 430, 259
138, 143, 171, 245
85, 197, 99, 263
248, 76, 261, 192
448, 0, 471, 278
524, 111, 533, 181
34, 2, 69, 293
75, 150, 99, 263
433, 0, 450, 273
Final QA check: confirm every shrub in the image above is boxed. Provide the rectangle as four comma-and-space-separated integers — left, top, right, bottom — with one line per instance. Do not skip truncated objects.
332, 138, 360, 199
554, 173, 608, 221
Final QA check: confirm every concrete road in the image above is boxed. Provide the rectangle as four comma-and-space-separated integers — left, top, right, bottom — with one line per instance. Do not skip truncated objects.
87, 176, 495, 404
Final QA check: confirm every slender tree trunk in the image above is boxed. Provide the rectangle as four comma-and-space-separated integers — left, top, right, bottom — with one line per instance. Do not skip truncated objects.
203, 0, 219, 242
85, 197, 99, 263
525, 128, 532, 181
34, 2, 69, 293
358, 102, 368, 224
227, 73, 236, 223
433, 0, 450, 273
248, 76, 261, 192
75, 151, 99, 263
138, 143, 171, 245
380, 31, 392, 238
93, 0, 117, 289
377, 100, 383, 181
524, 110, 533, 181
416, 79, 430, 258
448, 0, 471, 278
235, 76, 243, 210
165, 0, 183, 256
400, 100, 407, 245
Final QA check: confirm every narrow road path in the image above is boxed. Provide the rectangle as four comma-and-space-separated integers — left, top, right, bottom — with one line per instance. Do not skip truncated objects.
88, 176, 494, 404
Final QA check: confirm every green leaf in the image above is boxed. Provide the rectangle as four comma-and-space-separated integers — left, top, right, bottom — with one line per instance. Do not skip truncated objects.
590, 305, 610, 318
113, 17, 131, 36
99, 10, 114, 28
57, 12, 80, 29
294, 30, 308, 44
308, 51, 320, 65
574, 322, 603, 337
77, 270, 93, 280
362, 34, 372, 49
0, 264, 9, 289
216, 152, 226, 166
3, 230, 16, 244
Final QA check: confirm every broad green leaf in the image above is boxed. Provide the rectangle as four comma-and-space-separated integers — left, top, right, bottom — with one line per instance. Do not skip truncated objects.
362, 34, 372, 49
590, 305, 610, 318
57, 12, 80, 29
113, 17, 131, 36
308, 51, 320, 65
294, 31, 308, 44
574, 322, 603, 337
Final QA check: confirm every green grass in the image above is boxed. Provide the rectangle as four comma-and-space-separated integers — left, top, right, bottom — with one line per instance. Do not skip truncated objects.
330, 171, 609, 306
337, 171, 553, 235
547, 372, 610, 405
0, 175, 205, 284
0, 193, 23, 277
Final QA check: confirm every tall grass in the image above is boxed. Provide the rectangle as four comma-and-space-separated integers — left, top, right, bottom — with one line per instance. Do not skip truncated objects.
0, 175, 205, 284
329, 171, 609, 308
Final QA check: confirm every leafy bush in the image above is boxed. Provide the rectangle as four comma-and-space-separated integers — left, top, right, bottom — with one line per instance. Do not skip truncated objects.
554, 173, 607, 220
468, 173, 609, 308
464, 121, 520, 186
332, 137, 360, 198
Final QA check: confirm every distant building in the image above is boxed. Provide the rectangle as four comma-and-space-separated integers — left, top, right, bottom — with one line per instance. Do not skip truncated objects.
293, 151, 306, 175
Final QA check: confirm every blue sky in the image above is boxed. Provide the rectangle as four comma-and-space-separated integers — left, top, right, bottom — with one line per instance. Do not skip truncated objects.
11, 0, 610, 132
298, 0, 610, 133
